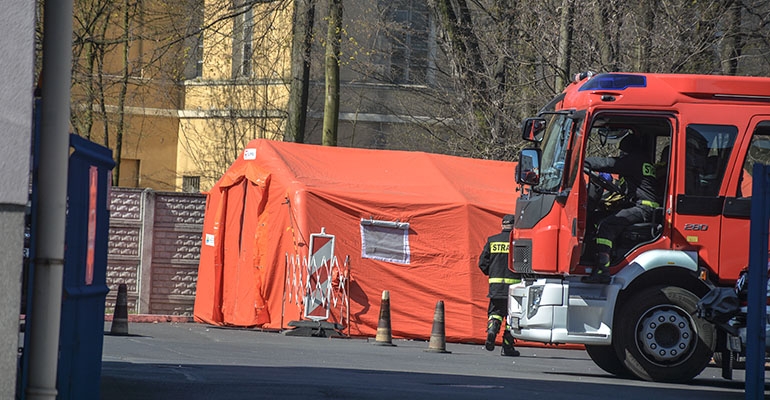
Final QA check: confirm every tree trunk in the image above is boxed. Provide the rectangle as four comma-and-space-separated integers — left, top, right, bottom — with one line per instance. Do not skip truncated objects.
97, 46, 109, 148
555, 0, 573, 90
322, 0, 342, 146
434, 0, 490, 136
722, 1, 743, 75
286, 0, 315, 143
592, 0, 613, 71
635, 0, 655, 72
491, 0, 517, 145
115, 0, 130, 185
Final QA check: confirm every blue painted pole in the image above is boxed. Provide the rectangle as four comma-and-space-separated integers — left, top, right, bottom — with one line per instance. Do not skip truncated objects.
746, 163, 770, 399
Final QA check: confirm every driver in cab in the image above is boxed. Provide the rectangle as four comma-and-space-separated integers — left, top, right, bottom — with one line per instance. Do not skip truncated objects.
582, 133, 658, 283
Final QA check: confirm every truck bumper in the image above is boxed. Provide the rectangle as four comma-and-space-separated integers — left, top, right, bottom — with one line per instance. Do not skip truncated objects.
507, 277, 622, 345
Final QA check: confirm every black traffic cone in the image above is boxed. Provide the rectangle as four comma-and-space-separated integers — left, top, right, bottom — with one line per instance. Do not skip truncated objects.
425, 300, 450, 353
373, 290, 395, 346
110, 283, 129, 336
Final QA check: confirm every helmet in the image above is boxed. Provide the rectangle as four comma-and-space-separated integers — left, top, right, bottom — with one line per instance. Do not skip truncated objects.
618, 134, 640, 154
502, 214, 515, 225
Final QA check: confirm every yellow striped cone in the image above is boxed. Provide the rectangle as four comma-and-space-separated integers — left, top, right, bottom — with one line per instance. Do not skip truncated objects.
425, 300, 450, 353
373, 290, 395, 346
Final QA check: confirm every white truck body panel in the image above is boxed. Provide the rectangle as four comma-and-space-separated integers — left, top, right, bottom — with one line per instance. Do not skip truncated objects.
507, 250, 699, 345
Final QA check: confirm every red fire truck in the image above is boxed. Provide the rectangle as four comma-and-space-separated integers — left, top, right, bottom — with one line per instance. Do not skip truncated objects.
508, 72, 770, 382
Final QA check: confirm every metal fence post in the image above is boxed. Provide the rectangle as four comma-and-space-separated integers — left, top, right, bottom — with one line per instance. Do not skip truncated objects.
138, 188, 155, 314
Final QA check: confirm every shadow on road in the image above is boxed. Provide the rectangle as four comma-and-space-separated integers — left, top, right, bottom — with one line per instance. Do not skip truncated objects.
101, 362, 746, 400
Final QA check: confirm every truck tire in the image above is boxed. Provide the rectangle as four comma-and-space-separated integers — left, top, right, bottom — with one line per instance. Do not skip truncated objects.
615, 285, 715, 382
585, 344, 630, 377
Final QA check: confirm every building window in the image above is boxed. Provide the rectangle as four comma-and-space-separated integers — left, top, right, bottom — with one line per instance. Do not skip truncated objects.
182, 2, 205, 80
183, 176, 201, 193
241, 6, 253, 76
380, 0, 435, 85
232, 2, 254, 78
196, 33, 204, 78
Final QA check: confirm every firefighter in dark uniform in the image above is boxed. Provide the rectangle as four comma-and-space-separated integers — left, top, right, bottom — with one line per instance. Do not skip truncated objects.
478, 214, 520, 356
583, 133, 659, 283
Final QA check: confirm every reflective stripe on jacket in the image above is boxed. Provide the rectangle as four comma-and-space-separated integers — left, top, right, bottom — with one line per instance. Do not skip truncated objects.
478, 229, 520, 299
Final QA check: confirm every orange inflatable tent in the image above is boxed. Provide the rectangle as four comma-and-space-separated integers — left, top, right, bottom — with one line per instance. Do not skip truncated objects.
193, 139, 518, 343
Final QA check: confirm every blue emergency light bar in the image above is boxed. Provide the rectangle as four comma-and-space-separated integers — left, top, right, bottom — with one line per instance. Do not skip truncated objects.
579, 74, 647, 91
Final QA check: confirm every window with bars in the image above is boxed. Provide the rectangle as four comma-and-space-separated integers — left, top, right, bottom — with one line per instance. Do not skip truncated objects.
182, 176, 201, 193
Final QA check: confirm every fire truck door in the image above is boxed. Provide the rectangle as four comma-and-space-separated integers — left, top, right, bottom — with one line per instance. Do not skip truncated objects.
720, 118, 770, 282
675, 124, 738, 273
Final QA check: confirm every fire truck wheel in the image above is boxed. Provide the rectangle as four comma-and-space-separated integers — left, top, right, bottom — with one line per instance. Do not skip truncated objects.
615, 285, 716, 383
585, 344, 630, 377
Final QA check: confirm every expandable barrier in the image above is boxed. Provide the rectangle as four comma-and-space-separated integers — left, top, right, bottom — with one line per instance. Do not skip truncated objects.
284, 229, 350, 336
304, 229, 335, 321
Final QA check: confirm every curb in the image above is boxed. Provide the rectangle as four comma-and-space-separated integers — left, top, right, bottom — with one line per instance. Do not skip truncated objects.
104, 314, 193, 323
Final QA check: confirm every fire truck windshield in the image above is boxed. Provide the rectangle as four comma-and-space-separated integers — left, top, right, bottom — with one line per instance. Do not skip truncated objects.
535, 113, 574, 193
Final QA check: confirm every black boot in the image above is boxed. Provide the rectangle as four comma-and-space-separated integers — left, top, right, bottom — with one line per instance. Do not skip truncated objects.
582, 252, 611, 284
501, 346, 520, 357
581, 266, 611, 284
501, 331, 520, 356
485, 318, 501, 351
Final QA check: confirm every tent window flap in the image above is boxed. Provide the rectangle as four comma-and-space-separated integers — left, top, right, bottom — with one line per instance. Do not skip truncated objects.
360, 219, 410, 264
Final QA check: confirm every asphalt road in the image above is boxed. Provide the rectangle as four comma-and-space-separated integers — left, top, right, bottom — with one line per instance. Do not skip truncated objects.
100, 322, 758, 400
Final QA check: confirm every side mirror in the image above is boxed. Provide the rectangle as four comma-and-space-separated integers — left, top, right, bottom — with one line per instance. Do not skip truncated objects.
517, 148, 541, 186
521, 118, 546, 142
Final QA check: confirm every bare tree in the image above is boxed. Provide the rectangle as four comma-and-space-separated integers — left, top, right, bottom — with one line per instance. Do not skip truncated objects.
286, 0, 315, 143
176, 0, 295, 188
721, 0, 744, 76
432, 0, 493, 156
423, 0, 770, 161
322, 0, 342, 146
68, 0, 203, 188
555, 0, 574, 89
114, 0, 131, 185
65, 0, 770, 191
70, 0, 119, 144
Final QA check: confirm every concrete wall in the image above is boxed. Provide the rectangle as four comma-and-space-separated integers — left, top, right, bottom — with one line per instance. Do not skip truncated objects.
0, 1, 34, 398
106, 188, 205, 316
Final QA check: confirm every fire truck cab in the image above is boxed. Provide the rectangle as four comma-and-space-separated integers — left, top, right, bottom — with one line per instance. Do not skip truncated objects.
508, 72, 770, 383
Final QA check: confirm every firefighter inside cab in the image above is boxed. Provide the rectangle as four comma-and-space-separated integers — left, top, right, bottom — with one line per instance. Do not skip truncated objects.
478, 214, 521, 356
582, 133, 660, 283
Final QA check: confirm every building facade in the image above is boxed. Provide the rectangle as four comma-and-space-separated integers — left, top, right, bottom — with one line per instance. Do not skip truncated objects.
72, 0, 452, 192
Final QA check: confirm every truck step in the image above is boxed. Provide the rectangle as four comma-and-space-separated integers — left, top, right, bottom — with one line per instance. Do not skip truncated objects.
568, 284, 609, 302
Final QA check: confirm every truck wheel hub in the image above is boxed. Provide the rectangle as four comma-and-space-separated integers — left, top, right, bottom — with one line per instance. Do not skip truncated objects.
637, 306, 694, 364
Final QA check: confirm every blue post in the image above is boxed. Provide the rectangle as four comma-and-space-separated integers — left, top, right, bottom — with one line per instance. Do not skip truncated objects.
747, 163, 770, 399
56, 134, 115, 400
